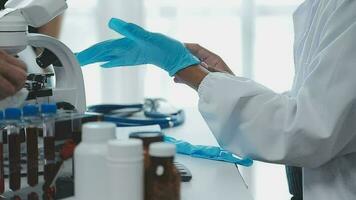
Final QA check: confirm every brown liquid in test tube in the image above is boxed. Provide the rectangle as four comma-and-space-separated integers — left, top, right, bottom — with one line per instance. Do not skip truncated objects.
11, 195, 21, 200
44, 136, 56, 184
8, 133, 21, 191
28, 192, 40, 200
0, 141, 4, 193
26, 127, 39, 186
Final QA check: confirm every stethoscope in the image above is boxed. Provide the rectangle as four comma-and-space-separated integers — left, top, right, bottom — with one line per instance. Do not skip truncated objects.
87, 99, 185, 129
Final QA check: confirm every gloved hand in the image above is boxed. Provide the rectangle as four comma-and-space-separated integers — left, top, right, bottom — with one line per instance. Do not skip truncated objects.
76, 18, 200, 76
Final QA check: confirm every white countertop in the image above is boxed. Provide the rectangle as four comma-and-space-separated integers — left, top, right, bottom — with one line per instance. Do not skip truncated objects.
66, 108, 254, 200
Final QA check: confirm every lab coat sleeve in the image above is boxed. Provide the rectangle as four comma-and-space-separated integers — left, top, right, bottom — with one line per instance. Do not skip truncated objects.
198, 18, 356, 168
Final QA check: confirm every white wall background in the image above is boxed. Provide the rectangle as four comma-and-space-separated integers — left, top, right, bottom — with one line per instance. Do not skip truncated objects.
61, 0, 304, 199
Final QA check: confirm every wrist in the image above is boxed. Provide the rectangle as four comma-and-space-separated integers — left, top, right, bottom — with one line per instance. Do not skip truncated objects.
175, 64, 209, 90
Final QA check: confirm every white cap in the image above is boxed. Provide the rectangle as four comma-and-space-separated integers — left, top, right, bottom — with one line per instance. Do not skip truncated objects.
82, 122, 116, 143
149, 142, 176, 157
107, 139, 143, 162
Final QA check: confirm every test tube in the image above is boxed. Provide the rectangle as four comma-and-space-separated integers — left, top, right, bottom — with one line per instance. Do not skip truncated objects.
28, 192, 40, 200
23, 105, 40, 187
71, 113, 82, 144
41, 104, 57, 188
5, 108, 22, 191
0, 111, 5, 194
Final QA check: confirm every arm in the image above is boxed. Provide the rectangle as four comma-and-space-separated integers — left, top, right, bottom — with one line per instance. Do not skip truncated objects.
38, 15, 63, 38
175, 65, 209, 91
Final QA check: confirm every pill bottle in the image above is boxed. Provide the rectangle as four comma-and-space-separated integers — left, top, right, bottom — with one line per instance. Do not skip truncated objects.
74, 122, 116, 200
129, 131, 164, 200
129, 131, 164, 167
147, 142, 180, 200
107, 139, 143, 200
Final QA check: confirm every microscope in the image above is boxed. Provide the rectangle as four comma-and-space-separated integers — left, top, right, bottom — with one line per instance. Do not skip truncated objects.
0, 0, 86, 113
0, 1, 101, 199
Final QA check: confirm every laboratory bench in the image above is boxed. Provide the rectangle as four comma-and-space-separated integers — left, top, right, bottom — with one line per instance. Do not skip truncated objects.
66, 108, 254, 200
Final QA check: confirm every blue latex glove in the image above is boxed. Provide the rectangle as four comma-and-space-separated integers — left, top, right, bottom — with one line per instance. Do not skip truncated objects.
164, 136, 253, 167
76, 18, 200, 76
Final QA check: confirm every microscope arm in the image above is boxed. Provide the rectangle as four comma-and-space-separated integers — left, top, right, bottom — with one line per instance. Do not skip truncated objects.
27, 34, 86, 113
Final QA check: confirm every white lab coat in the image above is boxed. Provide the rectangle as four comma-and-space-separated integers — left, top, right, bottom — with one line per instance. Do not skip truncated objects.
198, 0, 356, 199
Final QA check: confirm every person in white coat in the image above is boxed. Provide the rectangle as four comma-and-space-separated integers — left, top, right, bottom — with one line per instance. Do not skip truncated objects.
77, 0, 356, 199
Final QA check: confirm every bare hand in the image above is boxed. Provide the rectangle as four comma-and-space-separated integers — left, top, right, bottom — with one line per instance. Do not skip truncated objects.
185, 43, 235, 75
0, 51, 27, 100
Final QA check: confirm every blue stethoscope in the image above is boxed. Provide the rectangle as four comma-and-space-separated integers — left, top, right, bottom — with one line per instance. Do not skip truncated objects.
87, 99, 185, 129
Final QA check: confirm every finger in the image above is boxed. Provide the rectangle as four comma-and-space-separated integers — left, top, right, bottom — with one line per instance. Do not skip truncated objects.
0, 61, 27, 90
174, 76, 185, 84
0, 50, 27, 71
185, 43, 211, 55
185, 43, 201, 55
185, 43, 215, 61
76, 38, 134, 66
200, 62, 209, 69
109, 18, 150, 41
0, 75, 17, 97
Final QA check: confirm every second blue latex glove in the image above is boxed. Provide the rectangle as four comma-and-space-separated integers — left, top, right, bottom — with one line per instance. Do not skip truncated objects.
164, 136, 253, 167
76, 18, 200, 76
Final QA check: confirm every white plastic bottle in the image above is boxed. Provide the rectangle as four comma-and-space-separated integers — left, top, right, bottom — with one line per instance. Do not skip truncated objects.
107, 139, 144, 200
74, 122, 116, 200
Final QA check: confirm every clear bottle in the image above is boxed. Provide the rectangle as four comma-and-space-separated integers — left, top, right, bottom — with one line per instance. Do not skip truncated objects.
5, 108, 22, 191
147, 142, 181, 200
40, 104, 57, 190
0, 110, 4, 194
107, 139, 144, 200
23, 105, 41, 187
74, 122, 116, 200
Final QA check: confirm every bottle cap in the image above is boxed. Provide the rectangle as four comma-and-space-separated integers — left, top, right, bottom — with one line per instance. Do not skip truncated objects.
129, 131, 164, 148
149, 142, 176, 157
4, 108, 21, 120
23, 105, 39, 117
0, 110, 4, 120
107, 139, 143, 162
41, 103, 57, 114
82, 122, 116, 143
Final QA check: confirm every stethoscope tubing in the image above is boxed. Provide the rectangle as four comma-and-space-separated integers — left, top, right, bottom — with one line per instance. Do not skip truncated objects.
88, 104, 185, 129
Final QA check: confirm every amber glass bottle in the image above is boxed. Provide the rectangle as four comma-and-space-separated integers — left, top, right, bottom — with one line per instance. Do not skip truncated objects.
129, 131, 164, 167
129, 132, 164, 200
146, 142, 180, 200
